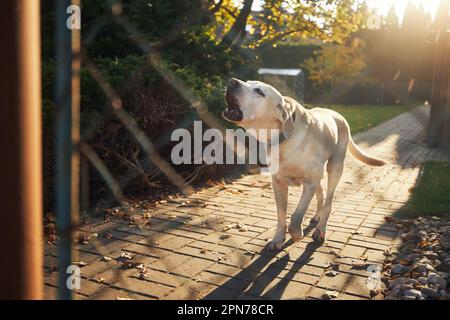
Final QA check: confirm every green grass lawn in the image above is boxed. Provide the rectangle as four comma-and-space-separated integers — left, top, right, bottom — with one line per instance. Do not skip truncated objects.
307, 104, 415, 134
397, 161, 450, 218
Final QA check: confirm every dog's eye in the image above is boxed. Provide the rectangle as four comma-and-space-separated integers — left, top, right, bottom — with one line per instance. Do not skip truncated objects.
254, 88, 265, 97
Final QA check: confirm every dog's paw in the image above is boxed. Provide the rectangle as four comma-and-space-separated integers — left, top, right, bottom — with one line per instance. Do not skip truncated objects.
266, 239, 284, 251
288, 225, 304, 242
312, 228, 326, 244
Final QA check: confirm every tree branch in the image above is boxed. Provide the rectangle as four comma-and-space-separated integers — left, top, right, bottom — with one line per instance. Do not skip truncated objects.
210, 0, 224, 14
220, 0, 254, 47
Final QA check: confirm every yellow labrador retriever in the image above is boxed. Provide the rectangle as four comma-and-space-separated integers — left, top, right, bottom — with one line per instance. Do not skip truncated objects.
223, 78, 386, 250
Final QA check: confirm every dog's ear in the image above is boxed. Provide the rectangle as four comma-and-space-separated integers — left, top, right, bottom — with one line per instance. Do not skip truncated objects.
276, 99, 295, 139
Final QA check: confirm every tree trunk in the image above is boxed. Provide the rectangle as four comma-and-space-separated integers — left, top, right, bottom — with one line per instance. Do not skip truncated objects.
221, 0, 253, 48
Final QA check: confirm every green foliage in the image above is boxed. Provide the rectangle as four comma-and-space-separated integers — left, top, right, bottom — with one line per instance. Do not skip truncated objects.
257, 42, 320, 68
208, 0, 368, 48
302, 39, 370, 89
82, 0, 210, 58
162, 26, 253, 80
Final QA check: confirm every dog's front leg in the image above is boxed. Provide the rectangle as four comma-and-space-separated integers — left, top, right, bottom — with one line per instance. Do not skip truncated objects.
289, 182, 316, 241
267, 177, 288, 251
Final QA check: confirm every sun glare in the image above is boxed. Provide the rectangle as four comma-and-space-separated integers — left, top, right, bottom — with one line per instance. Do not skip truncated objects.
365, 0, 441, 22
250, 0, 442, 23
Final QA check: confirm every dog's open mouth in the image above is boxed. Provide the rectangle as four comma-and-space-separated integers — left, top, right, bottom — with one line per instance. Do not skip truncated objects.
223, 92, 243, 122
223, 106, 243, 122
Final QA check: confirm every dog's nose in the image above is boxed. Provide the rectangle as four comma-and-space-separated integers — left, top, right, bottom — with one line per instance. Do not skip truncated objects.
227, 78, 241, 90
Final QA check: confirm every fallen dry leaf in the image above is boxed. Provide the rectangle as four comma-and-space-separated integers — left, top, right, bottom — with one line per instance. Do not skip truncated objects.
103, 232, 113, 240
323, 291, 339, 299
221, 224, 234, 232
130, 215, 145, 226
137, 264, 149, 279
383, 248, 392, 257
359, 253, 368, 261
219, 234, 231, 240
325, 262, 339, 270
384, 216, 395, 224
120, 252, 134, 260
329, 250, 341, 258
418, 239, 429, 248
76, 233, 90, 245
351, 260, 368, 268
325, 270, 338, 277
207, 203, 224, 208
143, 212, 152, 219
177, 199, 207, 208
245, 250, 256, 259
237, 222, 248, 232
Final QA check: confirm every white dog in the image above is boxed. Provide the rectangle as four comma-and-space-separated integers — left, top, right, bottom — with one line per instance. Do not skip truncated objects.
223, 78, 386, 250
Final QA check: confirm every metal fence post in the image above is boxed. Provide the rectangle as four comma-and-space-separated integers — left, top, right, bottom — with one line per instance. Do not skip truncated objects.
0, 0, 43, 299
55, 0, 81, 300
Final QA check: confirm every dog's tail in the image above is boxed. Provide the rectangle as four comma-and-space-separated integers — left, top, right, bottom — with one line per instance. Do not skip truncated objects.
348, 136, 387, 167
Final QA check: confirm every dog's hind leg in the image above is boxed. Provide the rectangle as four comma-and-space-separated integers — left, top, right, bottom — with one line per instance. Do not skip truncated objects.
311, 182, 324, 225
267, 178, 288, 251
313, 157, 344, 243
288, 182, 316, 242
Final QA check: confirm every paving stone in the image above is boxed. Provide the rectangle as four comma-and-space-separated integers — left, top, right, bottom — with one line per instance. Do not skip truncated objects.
197, 271, 250, 292
340, 245, 367, 259
96, 268, 173, 299
150, 253, 193, 272
164, 280, 218, 299
262, 280, 310, 300
171, 257, 216, 278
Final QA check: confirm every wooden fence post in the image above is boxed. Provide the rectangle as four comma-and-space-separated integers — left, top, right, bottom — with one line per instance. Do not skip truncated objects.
0, 0, 43, 299
427, 0, 450, 148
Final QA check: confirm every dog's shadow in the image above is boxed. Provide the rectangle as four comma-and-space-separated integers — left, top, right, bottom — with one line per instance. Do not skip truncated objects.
204, 220, 321, 300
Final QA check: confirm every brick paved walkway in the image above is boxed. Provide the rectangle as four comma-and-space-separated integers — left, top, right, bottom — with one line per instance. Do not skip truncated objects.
44, 106, 450, 300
